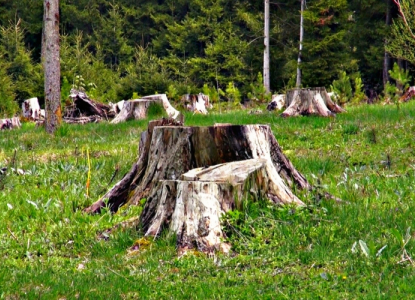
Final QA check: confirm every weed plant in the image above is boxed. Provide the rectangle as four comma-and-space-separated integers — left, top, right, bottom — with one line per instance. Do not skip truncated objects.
1, 102, 415, 298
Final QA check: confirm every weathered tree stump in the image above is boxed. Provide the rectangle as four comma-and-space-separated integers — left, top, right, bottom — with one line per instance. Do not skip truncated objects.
182, 93, 211, 114
0, 117, 21, 130
111, 94, 183, 124
401, 86, 415, 102
86, 119, 337, 253
64, 89, 115, 121
281, 87, 345, 117
267, 94, 286, 111
22, 97, 41, 120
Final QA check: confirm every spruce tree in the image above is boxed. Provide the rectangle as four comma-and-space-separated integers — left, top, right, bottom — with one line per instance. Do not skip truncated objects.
387, 0, 415, 65
301, 0, 357, 88
0, 21, 42, 103
348, 0, 388, 89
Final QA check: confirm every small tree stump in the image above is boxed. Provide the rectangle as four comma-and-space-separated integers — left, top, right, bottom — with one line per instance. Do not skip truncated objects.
111, 94, 183, 124
267, 94, 286, 111
86, 120, 337, 253
182, 93, 211, 114
65, 89, 115, 120
0, 117, 21, 130
281, 87, 345, 117
22, 97, 41, 120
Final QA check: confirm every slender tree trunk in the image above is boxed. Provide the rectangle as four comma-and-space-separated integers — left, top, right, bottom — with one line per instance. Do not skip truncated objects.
43, 0, 61, 134
264, 0, 270, 93
296, 0, 305, 88
383, 0, 392, 87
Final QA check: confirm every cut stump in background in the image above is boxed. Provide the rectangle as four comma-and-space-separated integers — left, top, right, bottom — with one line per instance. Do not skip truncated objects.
182, 93, 211, 114
86, 119, 338, 253
281, 87, 345, 117
64, 89, 115, 121
267, 94, 286, 111
111, 94, 183, 124
22, 97, 41, 120
0, 117, 21, 130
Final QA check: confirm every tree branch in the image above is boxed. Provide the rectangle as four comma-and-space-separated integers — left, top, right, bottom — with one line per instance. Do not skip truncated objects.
393, 0, 415, 40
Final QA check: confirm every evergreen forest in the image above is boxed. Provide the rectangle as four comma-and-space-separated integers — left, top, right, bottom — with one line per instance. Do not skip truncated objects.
0, 0, 413, 116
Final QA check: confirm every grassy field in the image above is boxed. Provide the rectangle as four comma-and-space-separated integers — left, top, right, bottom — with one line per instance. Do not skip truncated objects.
1, 102, 415, 299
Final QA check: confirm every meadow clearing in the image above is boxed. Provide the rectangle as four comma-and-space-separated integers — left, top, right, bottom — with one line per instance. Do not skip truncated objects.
1, 102, 415, 299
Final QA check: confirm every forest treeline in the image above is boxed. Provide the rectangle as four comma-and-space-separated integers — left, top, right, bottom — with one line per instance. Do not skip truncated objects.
0, 0, 412, 116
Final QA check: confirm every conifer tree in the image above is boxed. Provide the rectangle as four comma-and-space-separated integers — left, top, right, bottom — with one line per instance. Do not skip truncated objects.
94, 3, 133, 69
387, 0, 415, 65
301, 0, 356, 88
348, 0, 388, 89
0, 21, 42, 103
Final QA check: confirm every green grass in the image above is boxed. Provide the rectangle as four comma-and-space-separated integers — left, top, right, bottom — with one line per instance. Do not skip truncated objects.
2, 102, 415, 298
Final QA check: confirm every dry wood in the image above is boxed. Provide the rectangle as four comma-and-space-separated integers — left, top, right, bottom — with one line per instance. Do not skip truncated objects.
84, 120, 338, 253
22, 97, 41, 120
84, 118, 183, 214
146, 158, 304, 252
282, 87, 345, 117
401, 86, 415, 102
182, 93, 211, 114
64, 89, 115, 120
0, 117, 21, 130
267, 94, 285, 111
63, 116, 102, 124
111, 94, 183, 124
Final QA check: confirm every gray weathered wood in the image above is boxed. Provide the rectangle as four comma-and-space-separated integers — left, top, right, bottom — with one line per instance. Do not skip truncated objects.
111, 94, 182, 124
282, 87, 345, 117
0, 117, 21, 130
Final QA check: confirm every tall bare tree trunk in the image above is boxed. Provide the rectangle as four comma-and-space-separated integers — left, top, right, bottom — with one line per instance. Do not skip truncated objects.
264, 0, 270, 93
43, 0, 61, 134
296, 0, 305, 88
383, 0, 392, 87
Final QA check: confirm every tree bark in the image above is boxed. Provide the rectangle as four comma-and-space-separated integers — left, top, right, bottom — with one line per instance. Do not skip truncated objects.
83, 120, 339, 252
383, 0, 392, 87
281, 87, 345, 117
264, 0, 270, 93
296, 0, 305, 88
43, 0, 61, 134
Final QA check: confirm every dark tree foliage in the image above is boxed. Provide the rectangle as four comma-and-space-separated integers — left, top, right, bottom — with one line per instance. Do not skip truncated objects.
0, 0, 412, 106
348, 0, 390, 90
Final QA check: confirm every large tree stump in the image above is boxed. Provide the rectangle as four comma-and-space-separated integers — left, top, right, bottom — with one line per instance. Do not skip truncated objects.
111, 94, 183, 124
86, 119, 335, 253
281, 87, 345, 117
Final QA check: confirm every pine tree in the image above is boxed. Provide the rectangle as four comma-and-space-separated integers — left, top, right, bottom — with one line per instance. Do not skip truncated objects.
301, 0, 357, 88
0, 20, 42, 103
0, 57, 17, 117
94, 3, 133, 69
387, 0, 415, 65
348, 0, 388, 89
